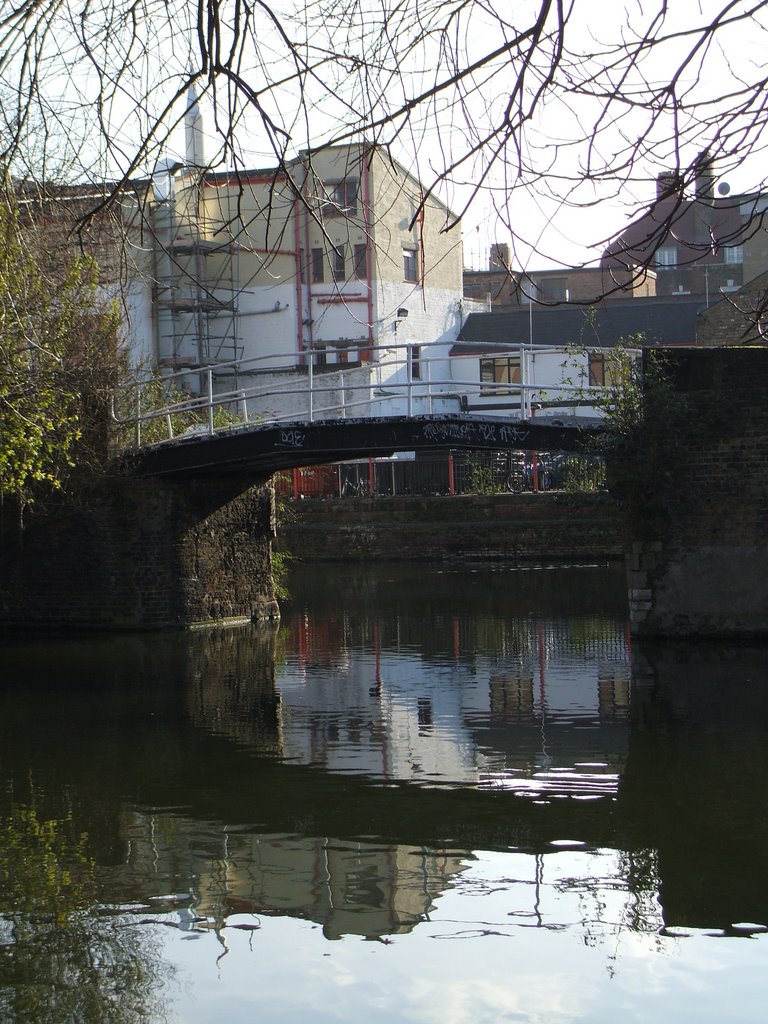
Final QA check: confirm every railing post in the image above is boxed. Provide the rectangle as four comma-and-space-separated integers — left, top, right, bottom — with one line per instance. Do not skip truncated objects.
426, 355, 432, 414
340, 370, 346, 418
206, 368, 214, 435
308, 351, 314, 422
448, 452, 455, 496
368, 457, 375, 495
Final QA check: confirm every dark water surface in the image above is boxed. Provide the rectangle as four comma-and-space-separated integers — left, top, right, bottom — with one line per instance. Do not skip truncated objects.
1, 563, 767, 1022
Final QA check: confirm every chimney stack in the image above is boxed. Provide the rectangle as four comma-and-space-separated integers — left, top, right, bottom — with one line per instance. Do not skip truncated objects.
694, 151, 716, 205
656, 172, 681, 200
185, 82, 206, 169
489, 242, 510, 271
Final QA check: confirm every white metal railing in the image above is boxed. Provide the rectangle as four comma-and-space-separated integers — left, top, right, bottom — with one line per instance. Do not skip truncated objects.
112, 339, 629, 448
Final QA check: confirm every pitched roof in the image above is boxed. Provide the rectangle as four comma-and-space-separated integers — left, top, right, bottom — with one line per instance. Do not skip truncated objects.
454, 297, 705, 353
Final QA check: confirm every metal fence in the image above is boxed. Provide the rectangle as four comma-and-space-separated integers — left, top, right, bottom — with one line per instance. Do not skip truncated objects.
274, 451, 606, 499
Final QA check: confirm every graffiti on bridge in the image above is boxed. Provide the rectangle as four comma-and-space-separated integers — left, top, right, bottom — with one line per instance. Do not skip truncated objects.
420, 421, 530, 447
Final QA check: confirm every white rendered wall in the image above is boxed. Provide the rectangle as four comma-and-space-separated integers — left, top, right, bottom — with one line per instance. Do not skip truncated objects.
236, 282, 299, 367
215, 364, 376, 423
450, 349, 607, 420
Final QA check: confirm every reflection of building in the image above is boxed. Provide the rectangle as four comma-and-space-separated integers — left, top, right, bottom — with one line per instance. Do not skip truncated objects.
277, 612, 632, 789
119, 811, 468, 940
597, 666, 631, 723
489, 671, 534, 721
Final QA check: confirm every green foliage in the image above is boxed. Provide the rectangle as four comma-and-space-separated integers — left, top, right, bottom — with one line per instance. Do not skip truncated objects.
0, 803, 93, 924
113, 372, 243, 448
0, 801, 167, 1022
466, 455, 501, 495
0, 194, 120, 512
271, 548, 292, 601
561, 332, 697, 530
271, 496, 296, 601
557, 455, 607, 493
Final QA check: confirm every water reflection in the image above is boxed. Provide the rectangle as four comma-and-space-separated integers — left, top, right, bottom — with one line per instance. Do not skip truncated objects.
0, 804, 167, 1023
120, 815, 469, 941
277, 565, 631, 797
1, 566, 768, 1020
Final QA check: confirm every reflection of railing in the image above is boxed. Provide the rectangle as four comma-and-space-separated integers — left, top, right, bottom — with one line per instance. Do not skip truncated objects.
111, 339, 621, 448
275, 451, 607, 498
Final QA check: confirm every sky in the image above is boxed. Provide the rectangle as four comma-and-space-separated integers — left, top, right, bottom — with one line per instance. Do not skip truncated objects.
6, 0, 766, 273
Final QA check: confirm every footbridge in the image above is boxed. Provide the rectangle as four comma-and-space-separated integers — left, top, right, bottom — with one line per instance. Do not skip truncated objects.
119, 341, 605, 479
126, 414, 600, 479
5, 345, 765, 636
112, 345, 768, 639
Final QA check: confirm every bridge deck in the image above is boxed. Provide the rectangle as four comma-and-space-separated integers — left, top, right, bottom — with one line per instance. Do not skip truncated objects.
124, 414, 602, 479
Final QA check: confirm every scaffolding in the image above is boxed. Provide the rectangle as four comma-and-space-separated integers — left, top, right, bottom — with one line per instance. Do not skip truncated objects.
152, 174, 242, 378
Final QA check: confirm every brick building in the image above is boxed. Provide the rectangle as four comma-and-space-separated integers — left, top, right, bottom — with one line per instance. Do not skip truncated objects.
696, 271, 768, 345
601, 157, 748, 298
464, 243, 655, 309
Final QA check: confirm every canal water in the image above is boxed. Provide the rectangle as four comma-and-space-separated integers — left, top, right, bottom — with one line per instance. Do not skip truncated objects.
1, 563, 767, 1022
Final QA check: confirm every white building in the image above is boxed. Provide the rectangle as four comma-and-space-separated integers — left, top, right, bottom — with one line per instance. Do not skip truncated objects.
138, 126, 465, 422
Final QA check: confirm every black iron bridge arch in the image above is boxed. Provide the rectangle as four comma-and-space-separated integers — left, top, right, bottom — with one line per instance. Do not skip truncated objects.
126, 414, 601, 479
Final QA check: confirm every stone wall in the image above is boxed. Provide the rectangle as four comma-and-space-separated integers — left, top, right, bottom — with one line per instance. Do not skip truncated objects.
276, 491, 623, 564
0, 477, 279, 630
627, 347, 768, 637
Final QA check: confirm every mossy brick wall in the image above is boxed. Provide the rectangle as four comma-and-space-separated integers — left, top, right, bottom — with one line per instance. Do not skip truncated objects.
0, 477, 279, 630
276, 491, 623, 563
627, 347, 768, 637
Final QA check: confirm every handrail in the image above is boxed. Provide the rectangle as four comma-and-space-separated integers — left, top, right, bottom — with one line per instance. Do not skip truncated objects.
113, 338, 635, 447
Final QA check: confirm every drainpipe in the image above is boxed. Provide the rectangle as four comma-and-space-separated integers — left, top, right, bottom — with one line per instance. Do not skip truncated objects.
294, 196, 304, 357
362, 146, 374, 360
302, 162, 316, 364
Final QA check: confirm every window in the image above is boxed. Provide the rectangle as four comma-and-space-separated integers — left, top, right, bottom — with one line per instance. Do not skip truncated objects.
540, 277, 568, 302
403, 247, 419, 283
480, 356, 521, 395
322, 179, 357, 217
410, 345, 421, 380
588, 352, 607, 386
724, 245, 744, 264
655, 246, 678, 267
332, 244, 346, 282
311, 247, 324, 283
589, 351, 635, 388
354, 243, 368, 279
